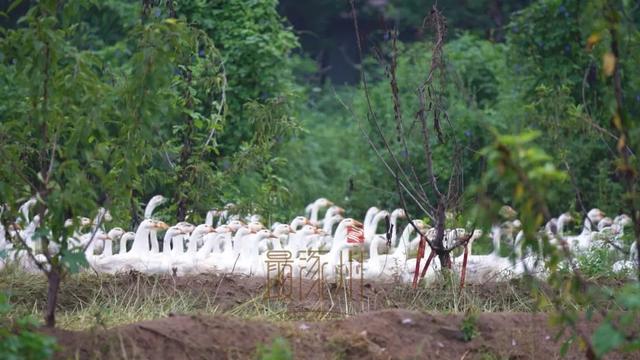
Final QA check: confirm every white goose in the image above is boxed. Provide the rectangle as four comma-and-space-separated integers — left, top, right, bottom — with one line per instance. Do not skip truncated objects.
144, 195, 167, 253
363, 207, 379, 233
307, 198, 333, 226
286, 225, 318, 259
364, 210, 389, 250
388, 208, 407, 247
565, 209, 605, 252
144, 195, 167, 219
205, 209, 220, 227
295, 218, 363, 280
94, 219, 169, 274
171, 224, 215, 276
289, 216, 309, 232
195, 225, 235, 273
118, 232, 135, 254
452, 229, 516, 284
234, 229, 275, 276
319, 205, 344, 227
612, 242, 639, 277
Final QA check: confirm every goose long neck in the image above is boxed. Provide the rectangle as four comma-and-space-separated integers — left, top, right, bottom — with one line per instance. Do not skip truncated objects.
513, 231, 524, 258
491, 226, 501, 256
370, 237, 381, 260
394, 226, 415, 257
290, 219, 304, 231
163, 231, 175, 254
364, 208, 378, 229
103, 239, 113, 256
557, 216, 567, 235
271, 237, 283, 250
198, 233, 219, 255
119, 236, 130, 254
389, 213, 401, 245
187, 232, 202, 253
582, 218, 593, 234
310, 205, 321, 223
366, 212, 387, 238
144, 199, 162, 219
131, 226, 152, 253
399, 225, 415, 245
217, 233, 231, 253
205, 211, 216, 226
327, 225, 348, 259
323, 217, 338, 234
630, 242, 638, 262
150, 232, 159, 253
323, 208, 335, 223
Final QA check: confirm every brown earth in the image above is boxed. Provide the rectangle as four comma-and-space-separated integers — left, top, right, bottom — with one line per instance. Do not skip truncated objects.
44, 309, 639, 360
0, 270, 628, 359
26, 272, 635, 360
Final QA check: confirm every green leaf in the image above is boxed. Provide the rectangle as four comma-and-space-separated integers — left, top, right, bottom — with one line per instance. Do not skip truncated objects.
7, 0, 23, 13
61, 248, 89, 273
559, 337, 572, 357
592, 322, 625, 357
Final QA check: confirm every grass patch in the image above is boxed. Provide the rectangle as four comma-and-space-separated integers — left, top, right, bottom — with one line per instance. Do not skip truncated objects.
2, 266, 628, 330
0, 267, 221, 330
255, 337, 293, 360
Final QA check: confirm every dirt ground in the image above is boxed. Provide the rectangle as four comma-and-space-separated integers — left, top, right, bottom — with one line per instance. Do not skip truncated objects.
30, 272, 638, 360
45, 309, 638, 360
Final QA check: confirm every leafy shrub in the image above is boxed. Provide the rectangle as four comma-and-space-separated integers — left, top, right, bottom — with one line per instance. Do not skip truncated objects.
592, 283, 640, 356
255, 337, 293, 360
0, 294, 57, 360
460, 311, 479, 342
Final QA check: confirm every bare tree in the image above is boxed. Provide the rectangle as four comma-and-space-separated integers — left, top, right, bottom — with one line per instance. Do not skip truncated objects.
347, 2, 471, 287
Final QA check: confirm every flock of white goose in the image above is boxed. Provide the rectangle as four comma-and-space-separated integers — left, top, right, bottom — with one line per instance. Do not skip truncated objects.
0, 196, 638, 284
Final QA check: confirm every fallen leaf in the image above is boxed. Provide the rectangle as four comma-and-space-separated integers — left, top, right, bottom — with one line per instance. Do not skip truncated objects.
603, 52, 616, 77
612, 112, 622, 130
586, 33, 601, 51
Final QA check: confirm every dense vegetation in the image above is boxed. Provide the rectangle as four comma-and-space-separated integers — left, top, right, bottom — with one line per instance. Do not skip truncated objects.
2, 0, 637, 222
1, 0, 639, 358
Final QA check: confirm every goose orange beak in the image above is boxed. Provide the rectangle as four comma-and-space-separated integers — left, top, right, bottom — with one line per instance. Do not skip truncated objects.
156, 221, 169, 230
352, 220, 364, 228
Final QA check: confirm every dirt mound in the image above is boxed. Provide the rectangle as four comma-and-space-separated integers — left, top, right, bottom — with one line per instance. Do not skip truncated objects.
44, 309, 637, 360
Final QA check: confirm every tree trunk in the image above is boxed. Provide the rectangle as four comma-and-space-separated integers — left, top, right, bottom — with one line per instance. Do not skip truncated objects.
488, 0, 504, 42
45, 267, 61, 327
130, 189, 140, 230
434, 200, 451, 268
635, 219, 640, 281
175, 68, 194, 222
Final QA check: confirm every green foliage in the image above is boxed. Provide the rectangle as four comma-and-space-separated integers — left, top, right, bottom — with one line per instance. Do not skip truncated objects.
0, 293, 57, 360
0, 0, 300, 325
255, 337, 293, 360
592, 283, 640, 356
0, 0, 301, 226
460, 311, 479, 342
279, 33, 509, 217
575, 247, 617, 279
176, 0, 299, 155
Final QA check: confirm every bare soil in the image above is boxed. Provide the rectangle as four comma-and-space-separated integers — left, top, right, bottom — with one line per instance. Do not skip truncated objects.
32, 272, 637, 359
45, 309, 638, 359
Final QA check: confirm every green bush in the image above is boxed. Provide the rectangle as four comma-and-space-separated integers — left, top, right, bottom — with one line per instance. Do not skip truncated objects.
255, 337, 293, 360
0, 294, 57, 360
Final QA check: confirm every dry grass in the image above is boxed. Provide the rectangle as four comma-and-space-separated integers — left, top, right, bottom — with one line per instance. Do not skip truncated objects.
1, 266, 549, 330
